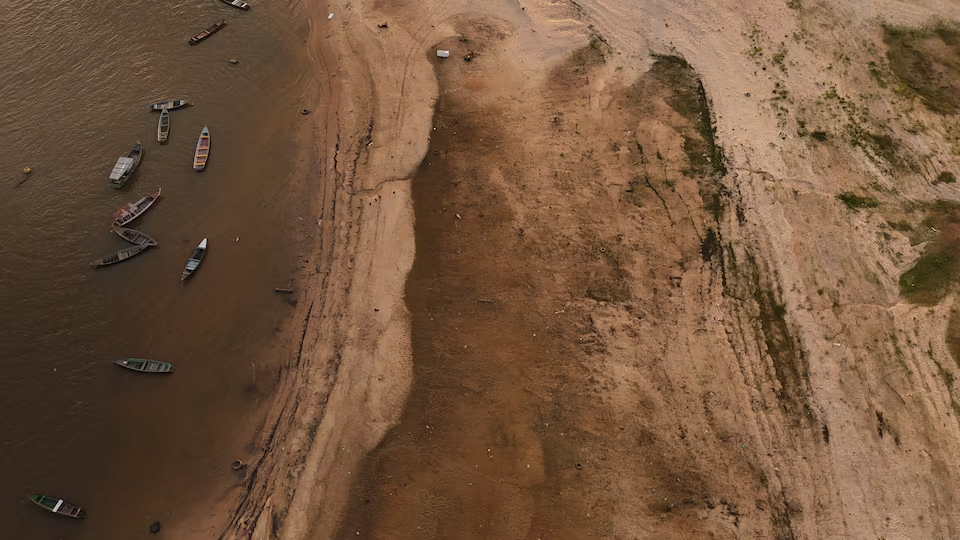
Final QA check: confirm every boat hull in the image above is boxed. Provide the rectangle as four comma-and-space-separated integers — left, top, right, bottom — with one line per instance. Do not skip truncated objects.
90, 243, 153, 267
112, 226, 157, 246
181, 239, 207, 281
193, 127, 210, 171
158, 108, 170, 143
189, 20, 226, 45
29, 495, 86, 519
114, 358, 175, 373
149, 99, 190, 111
112, 188, 161, 228
109, 142, 143, 189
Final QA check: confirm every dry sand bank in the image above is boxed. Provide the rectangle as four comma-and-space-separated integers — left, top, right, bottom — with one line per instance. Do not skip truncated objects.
184, 0, 960, 537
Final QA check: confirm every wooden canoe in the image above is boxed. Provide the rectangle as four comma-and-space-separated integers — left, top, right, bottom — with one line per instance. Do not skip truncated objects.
29, 494, 86, 519
193, 126, 210, 171
158, 107, 170, 143
188, 20, 226, 45
109, 141, 143, 189
220, 0, 250, 9
149, 99, 190, 111
114, 358, 175, 373
112, 226, 157, 246
181, 238, 207, 281
90, 243, 153, 267
113, 188, 161, 227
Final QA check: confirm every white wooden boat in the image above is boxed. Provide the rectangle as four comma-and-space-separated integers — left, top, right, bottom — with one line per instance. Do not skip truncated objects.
158, 107, 170, 143
181, 238, 207, 281
193, 126, 210, 171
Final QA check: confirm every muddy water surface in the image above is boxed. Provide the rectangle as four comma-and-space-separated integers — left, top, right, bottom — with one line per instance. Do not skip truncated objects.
0, 0, 312, 537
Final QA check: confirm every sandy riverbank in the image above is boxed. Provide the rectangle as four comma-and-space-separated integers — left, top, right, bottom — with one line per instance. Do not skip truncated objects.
185, 0, 960, 537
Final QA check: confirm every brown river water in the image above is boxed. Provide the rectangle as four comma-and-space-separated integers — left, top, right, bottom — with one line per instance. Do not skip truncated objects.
0, 0, 313, 537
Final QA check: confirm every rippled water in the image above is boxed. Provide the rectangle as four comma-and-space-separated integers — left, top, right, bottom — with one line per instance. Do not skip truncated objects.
0, 0, 310, 536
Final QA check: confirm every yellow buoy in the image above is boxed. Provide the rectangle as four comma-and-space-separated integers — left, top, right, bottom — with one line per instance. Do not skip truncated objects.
23, 167, 31, 174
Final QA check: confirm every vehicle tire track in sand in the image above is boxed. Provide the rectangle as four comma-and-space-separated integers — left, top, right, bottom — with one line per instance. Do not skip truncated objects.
391, 0, 457, 143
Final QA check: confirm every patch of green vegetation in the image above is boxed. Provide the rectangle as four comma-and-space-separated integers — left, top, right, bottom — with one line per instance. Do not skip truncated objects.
884, 23, 960, 114
948, 309, 960, 370
744, 24, 765, 59
570, 33, 609, 66
936, 171, 957, 184
811, 130, 828, 141
868, 61, 889, 88
772, 42, 788, 73
837, 191, 879, 210
847, 124, 905, 169
900, 242, 956, 304
887, 219, 913, 232
647, 55, 727, 177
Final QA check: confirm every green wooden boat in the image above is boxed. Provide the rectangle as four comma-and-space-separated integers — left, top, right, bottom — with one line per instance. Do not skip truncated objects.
29, 494, 86, 519
113, 358, 175, 374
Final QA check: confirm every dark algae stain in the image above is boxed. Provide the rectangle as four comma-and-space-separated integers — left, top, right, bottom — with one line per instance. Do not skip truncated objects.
900, 200, 960, 305
884, 23, 960, 114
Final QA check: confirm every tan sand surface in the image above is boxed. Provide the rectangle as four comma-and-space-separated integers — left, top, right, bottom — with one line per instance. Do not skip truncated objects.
179, 0, 960, 538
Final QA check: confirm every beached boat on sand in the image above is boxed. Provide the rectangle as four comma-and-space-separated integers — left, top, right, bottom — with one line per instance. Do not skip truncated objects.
112, 226, 157, 246
112, 188, 161, 227
149, 99, 190, 111
193, 126, 210, 171
90, 242, 153, 267
181, 238, 207, 281
158, 107, 170, 143
188, 20, 226, 45
220, 0, 250, 10
113, 358, 175, 373
109, 141, 143, 189
29, 494, 86, 519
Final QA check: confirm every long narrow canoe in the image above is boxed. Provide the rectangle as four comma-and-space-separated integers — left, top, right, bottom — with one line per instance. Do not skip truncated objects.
90, 243, 153, 267
158, 107, 170, 143
112, 226, 157, 246
181, 238, 207, 281
149, 99, 190, 111
113, 188, 161, 227
29, 494, 86, 519
188, 20, 226, 45
109, 141, 143, 189
193, 126, 210, 171
220, 0, 250, 9
114, 358, 175, 373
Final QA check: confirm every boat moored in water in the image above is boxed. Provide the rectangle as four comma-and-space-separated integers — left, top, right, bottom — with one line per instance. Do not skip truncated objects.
188, 20, 226, 45
181, 238, 207, 281
220, 0, 250, 9
90, 242, 153, 267
193, 126, 210, 171
158, 107, 170, 143
112, 188, 161, 228
29, 494, 87, 519
108, 141, 143, 189
112, 226, 157, 246
113, 358, 175, 373
148, 99, 191, 111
